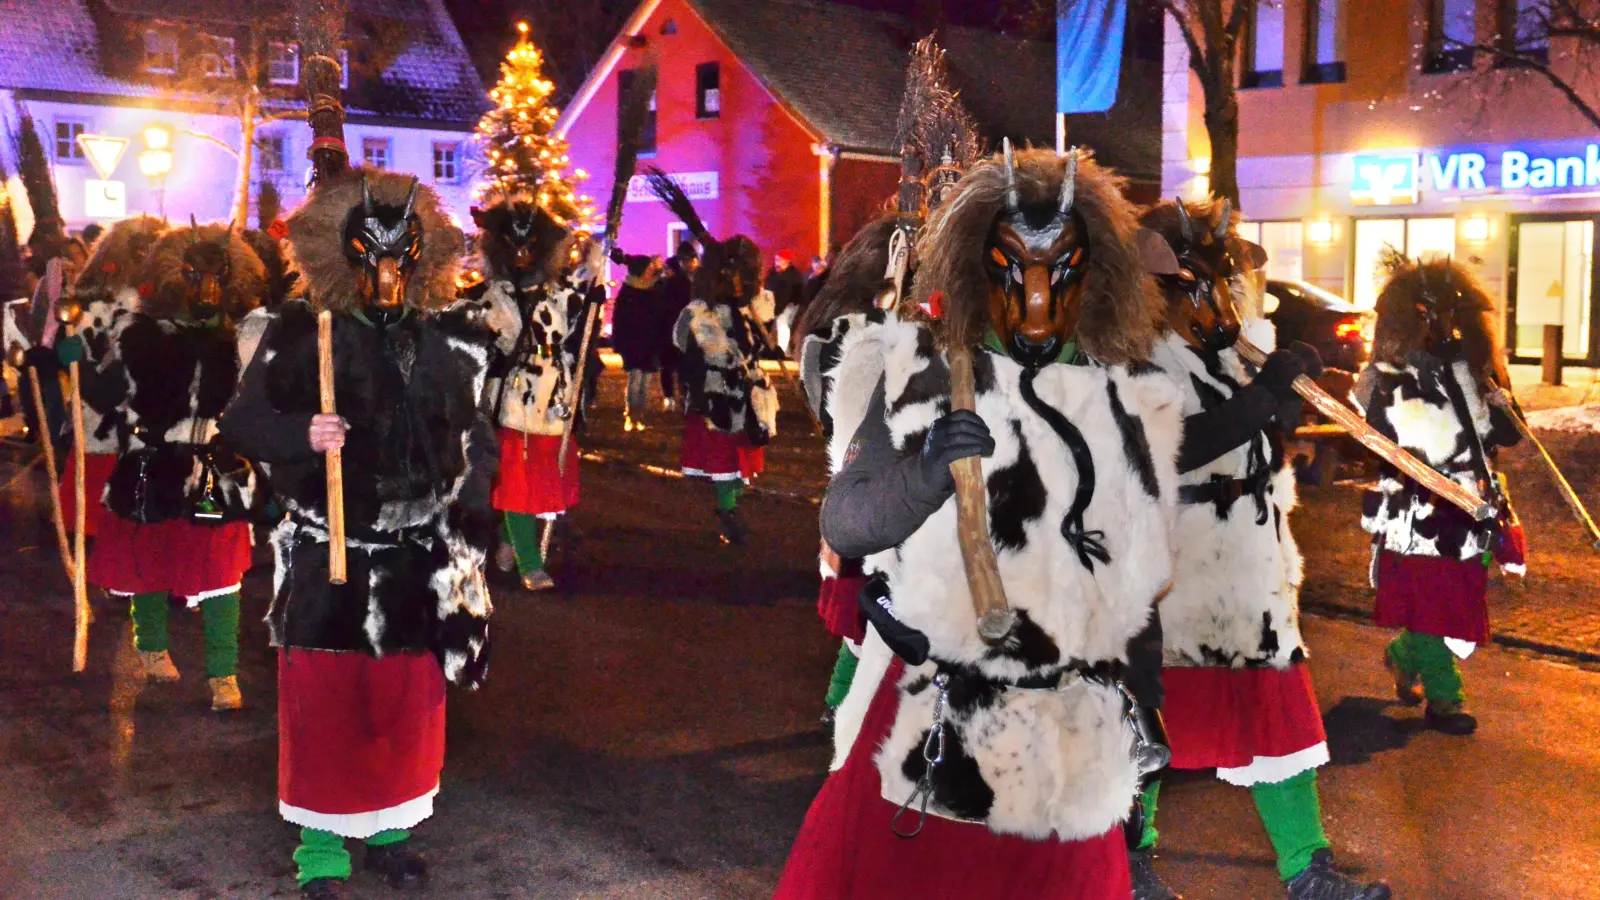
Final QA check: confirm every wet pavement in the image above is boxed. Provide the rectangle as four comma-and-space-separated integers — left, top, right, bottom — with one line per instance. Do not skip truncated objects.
2, 367, 1599, 899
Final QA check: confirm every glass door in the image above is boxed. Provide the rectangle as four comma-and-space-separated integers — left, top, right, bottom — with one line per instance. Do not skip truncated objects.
1510, 217, 1595, 361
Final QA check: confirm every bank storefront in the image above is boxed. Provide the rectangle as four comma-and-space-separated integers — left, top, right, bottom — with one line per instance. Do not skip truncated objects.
1238, 137, 1600, 367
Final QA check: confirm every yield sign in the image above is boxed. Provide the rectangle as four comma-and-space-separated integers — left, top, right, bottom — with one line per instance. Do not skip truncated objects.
76, 134, 129, 180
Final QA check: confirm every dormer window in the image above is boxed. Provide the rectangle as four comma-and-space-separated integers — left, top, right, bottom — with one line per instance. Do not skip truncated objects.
143, 27, 178, 74
269, 42, 299, 85
200, 34, 236, 79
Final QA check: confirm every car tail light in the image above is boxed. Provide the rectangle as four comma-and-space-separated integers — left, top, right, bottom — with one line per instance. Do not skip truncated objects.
1335, 319, 1363, 339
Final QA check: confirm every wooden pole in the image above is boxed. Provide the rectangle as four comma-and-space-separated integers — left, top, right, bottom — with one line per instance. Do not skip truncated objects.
945, 342, 1014, 642
65, 324, 88, 672
26, 365, 74, 585
1234, 338, 1494, 520
317, 310, 347, 584
556, 299, 600, 479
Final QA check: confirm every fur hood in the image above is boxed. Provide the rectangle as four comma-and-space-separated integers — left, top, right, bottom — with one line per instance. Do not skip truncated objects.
1372, 252, 1507, 393
793, 215, 896, 356
140, 224, 269, 320
914, 148, 1162, 365
285, 168, 464, 313
471, 186, 574, 285
75, 215, 166, 301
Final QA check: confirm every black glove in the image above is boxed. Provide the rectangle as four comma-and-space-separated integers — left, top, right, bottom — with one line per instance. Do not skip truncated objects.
1285, 341, 1324, 380
1252, 349, 1307, 402
859, 576, 929, 665
915, 410, 994, 502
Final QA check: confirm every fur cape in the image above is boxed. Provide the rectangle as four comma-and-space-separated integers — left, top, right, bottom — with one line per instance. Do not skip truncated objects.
239, 301, 497, 689
72, 216, 165, 454
1371, 253, 1509, 393
673, 299, 777, 441
1150, 319, 1305, 668
140, 224, 269, 321
284, 168, 464, 313
480, 270, 585, 436
913, 148, 1162, 365
472, 186, 574, 285
824, 312, 1182, 841
241, 228, 291, 308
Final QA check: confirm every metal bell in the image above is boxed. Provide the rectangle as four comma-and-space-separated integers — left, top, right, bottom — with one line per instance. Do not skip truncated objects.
550, 400, 572, 421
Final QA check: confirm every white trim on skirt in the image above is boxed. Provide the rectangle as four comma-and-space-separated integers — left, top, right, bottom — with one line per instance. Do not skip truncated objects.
280, 785, 439, 839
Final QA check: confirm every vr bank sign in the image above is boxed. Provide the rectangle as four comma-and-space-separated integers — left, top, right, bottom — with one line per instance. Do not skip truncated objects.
1351, 142, 1600, 204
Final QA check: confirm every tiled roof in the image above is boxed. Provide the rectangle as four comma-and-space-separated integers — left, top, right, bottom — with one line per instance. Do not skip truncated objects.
0, 0, 487, 126
681, 0, 1159, 182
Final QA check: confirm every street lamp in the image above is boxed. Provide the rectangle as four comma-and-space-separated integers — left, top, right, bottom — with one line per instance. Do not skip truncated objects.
139, 124, 174, 217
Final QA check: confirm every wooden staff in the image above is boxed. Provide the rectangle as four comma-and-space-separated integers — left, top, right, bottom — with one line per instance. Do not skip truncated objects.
1496, 394, 1600, 549
1234, 338, 1494, 521
946, 342, 1014, 642
541, 297, 600, 562
62, 318, 88, 672
749, 312, 823, 436
20, 355, 74, 585
317, 310, 347, 584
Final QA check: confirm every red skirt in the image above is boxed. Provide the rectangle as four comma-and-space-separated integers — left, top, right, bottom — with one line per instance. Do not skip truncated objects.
1373, 550, 1491, 644
278, 649, 446, 838
491, 429, 580, 515
60, 451, 115, 538
817, 574, 869, 642
773, 659, 1131, 900
680, 414, 764, 481
88, 515, 252, 599
1162, 664, 1327, 779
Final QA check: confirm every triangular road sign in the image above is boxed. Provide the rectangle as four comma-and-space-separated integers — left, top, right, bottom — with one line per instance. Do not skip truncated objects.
77, 134, 129, 180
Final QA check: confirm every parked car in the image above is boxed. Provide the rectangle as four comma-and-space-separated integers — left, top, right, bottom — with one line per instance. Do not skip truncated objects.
1263, 279, 1372, 372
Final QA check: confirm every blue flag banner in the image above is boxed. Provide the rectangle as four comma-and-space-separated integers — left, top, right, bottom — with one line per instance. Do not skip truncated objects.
1057, 0, 1127, 115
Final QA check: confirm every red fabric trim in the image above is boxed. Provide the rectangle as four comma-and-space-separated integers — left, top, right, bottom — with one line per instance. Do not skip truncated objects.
680, 414, 764, 479
817, 574, 869, 642
491, 429, 580, 515
772, 658, 1132, 900
278, 649, 446, 816
60, 451, 116, 538
1162, 663, 1327, 771
1373, 550, 1491, 644
88, 516, 251, 597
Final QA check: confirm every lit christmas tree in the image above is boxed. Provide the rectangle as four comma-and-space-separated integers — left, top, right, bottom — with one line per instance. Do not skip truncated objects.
474, 22, 594, 228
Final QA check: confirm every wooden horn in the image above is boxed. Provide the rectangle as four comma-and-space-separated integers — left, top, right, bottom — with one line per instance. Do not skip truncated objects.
945, 341, 1015, 642
317, 310, 347, 585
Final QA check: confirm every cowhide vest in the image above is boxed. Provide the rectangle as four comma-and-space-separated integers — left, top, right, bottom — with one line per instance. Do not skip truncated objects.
74, 286, 139, 455
481, 276, 582, 437
1149, 321, 1305, 669
825, 314, 1182, 842
1361, 356, 1498, 562
675, 300, 777, 440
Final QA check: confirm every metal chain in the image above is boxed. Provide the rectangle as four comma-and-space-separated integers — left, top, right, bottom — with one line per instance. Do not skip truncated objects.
890, 672, 950, 839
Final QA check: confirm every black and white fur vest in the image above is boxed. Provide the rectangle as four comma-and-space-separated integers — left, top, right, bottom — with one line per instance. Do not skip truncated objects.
673, 299, 777, 441
1361, 355, 1500, 563
256, 302, 496, 689
825, 314, 1182, 842
73, 286, 139, 455
1149, 320, 1305, 669
480, 274, 583, 437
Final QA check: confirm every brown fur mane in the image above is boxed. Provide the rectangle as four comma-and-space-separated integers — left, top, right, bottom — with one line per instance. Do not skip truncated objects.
285, 168, 464, 313
1373, 252, 1507, 389
140, 223, 268, 321
791, 214, 897, 354
913, 148, 1161, 364
75, 215, 167, 300
472, 186, 574, 283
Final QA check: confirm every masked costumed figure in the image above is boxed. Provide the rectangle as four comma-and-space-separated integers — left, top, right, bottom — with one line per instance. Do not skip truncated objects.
78, 220, 267, 709
469, 190, 582, 592
59, 215, 167, 540
774, 146, 1182, 900
1130, 200, 1390, 900
609, 246, 665, 431
648, 173, 777, 547
1357, 253, 1522, 737
219, 171, 496, 897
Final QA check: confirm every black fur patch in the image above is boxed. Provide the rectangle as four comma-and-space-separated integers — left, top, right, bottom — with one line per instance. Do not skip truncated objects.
987, 423, 1046, 552
1189, 373, 1228, 411
900, 722, 995, 821
890, 329, 952, 417
980, 608, 1061, 669
1106, 380, 1159, 499
1258, 611, 1280, 658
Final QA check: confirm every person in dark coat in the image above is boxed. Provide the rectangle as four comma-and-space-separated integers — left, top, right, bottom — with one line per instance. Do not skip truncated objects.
608, 248, 664, 430
656, 240, 699, 411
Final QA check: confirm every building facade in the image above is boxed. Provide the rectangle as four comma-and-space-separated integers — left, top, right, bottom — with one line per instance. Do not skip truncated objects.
1163, 0, 1600, 365
0, 0, 486, 237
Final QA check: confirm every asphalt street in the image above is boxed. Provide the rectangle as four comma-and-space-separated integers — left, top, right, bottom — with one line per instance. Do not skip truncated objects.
0, 426, 1597, 899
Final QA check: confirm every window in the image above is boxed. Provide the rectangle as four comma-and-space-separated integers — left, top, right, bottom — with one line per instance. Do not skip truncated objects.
258, 134, 287, 173
54, 119, 87, 161
1352, 217, 1457, 310
1499, 0, 1549, 63
199, 34, 235, 79
433, 142, 459, 182
1303, 0, 1346, 84
618, 69, 657, 155
696, 62, 721, 118
668, 222, 693, 257
338, 48, 350, 90
1425, 0, 1476, 73
1242, 2, 1285, 88
143, 27, 178, 74
269, 42, 299, 85
362, 137, 390, 170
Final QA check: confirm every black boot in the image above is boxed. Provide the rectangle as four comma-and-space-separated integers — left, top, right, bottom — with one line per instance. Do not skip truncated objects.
363, 841, 427, 889
1424, 700, 1477, 735
301, 878, 345, 898
716, 507, 748, 546
1285, 849, 1390, 900
1129, 849, 1182, 900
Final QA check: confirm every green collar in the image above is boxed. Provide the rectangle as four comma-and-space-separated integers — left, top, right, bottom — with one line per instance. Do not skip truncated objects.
981, 328, 1086, 366
350, 306, 413, 329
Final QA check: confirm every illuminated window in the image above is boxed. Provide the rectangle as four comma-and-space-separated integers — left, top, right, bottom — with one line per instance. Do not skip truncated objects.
619, 69, 657, 156
54, 119, 87, 161
258, 134, 287, 173
1242, 2, 1284, 88
1303, 0, 1346, 84
143, 27, 178, 74
1499, 0, 1549, 62
1425, 0, 1476, 73
268, 42, 299, 85
362, 137, 390, 170
200, 34, 236, 79
433, 142, 459, 182
696, 62, 721, 118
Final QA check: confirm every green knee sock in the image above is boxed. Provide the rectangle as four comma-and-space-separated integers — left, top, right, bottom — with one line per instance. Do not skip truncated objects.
365, 828, 410, 847
201, 592, 240, 679
129, 592, 169, 653
822, 642, 859, 709
714, 479, 743, 512
294, 828, 351, 886
1251, 769, 1332, 881
1388, 629, 1465, 704
502, 512, 544, 575
1136, 780, 1161, 851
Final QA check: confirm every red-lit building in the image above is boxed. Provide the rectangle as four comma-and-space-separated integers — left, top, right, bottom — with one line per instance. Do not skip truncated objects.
557, 0, 1160, 270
